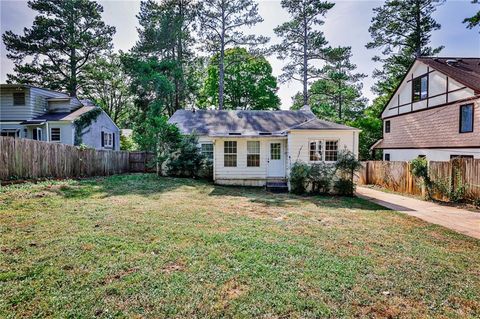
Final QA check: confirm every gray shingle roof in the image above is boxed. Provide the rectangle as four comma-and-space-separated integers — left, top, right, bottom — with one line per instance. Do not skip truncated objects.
22, 106, 97, 123
169, 109, 358, 136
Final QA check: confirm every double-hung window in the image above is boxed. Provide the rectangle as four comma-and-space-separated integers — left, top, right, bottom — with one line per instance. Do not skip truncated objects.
13, 92, 25, 106
460, 104, 474, 133
201, 143, 214, 161
247, 141, 260, 167
385, 120, 391, 133
224, 141, 237, 167
412, 74, 428, 102
103, 132, 113, 148
50, 127, 61, 142
324, 141, 338, 161
309, 141, 322, 161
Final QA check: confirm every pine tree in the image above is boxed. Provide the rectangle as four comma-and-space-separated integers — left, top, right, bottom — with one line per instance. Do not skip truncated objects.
272, 0, 335, 105
292, 47, 367, 122
197, 0, 268, 109
133, 0, 197, 115
3, 0, 115, 97
366, 0, 444, 96
463, 0, 480, 30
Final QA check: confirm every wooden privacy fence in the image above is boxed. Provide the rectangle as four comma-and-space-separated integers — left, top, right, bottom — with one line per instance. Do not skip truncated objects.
0, 137, 130, 181
129, 151, 155, 173
358, 160, 480, 201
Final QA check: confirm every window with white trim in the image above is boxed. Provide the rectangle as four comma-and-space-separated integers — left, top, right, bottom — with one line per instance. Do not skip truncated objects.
50, 127, 61, 142
201, 143, 214, 161
247, 141, 260, 167
224, 141, 237, 167
324, 141, 338, 161
309, 141, 322, 161
103, 132, 113, 148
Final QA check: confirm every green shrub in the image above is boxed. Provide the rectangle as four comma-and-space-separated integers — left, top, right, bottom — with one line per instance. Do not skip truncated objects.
290, 162, 311, 195
410, 157, 434, 199
333, 178, 356, 196
433, 170, 467, 203
334, 150, 362, 196
166, 134, 204, 178
309, 162, 334, 194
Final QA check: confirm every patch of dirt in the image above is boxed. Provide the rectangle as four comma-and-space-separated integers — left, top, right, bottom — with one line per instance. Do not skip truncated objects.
102, 267, 139, 285
161, 261, 185, 274
221, 279, 248, 301
1, 246, 24, 254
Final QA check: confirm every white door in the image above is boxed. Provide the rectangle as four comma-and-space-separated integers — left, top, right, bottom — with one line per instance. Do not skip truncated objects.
267, 142, 285, 177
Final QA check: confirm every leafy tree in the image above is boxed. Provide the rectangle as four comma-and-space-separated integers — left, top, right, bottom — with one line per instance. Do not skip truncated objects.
272, 0, 335, 105
463, 0, 480, 30
134, 114, 181, 176
200, 48, 280, 110
132, 0, 197, 116
292, 47, 367, 122
121, 54, 175, 122
197, 0, 268, 109
83, 52, 133, 127
3, 0, 115, 96
350, 96, 385, 160
366, 0, 444, 96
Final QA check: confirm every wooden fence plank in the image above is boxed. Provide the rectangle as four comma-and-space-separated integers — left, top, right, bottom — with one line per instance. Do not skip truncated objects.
358, 160, 480, 202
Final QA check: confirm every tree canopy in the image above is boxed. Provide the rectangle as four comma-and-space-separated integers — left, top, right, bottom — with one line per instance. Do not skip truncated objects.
3, 0, 115, 96
200, 48, 280, 110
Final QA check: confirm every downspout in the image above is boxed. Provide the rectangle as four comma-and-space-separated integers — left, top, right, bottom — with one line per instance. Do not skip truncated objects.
212, 139, 216, 182
46, 122, 49, 142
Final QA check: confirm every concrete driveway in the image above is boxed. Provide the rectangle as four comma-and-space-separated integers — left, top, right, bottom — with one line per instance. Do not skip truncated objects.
356, 186, 480, 240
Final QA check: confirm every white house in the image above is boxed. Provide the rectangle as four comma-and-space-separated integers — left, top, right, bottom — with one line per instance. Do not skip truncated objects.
372, 57, 480, 161
0, 84, 120, 150
169, 106, 360, 188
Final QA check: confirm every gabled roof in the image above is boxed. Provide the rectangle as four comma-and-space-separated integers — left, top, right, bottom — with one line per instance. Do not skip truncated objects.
21, 106, 97, 124
168, 109, 358, 136
418, 57, 480, 93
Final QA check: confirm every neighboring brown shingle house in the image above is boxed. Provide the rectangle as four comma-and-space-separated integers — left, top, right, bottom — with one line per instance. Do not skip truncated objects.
372, 57, 480, 161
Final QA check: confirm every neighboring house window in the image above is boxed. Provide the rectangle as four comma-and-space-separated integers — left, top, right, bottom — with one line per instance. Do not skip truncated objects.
103, 132, 113, 148
247, 141, 260, 167
0, 130, 18, 137
412, 74, 428, 101
201, 143, 214, 161
460, 104, 474, 133
324, 141, 338, 161
384, 153, 390, 161
385, 120, 391, 133
224, 141, 237, 167
270, 143, 281, 160
33, 128, 42, 141
13, 92, 25, 106
309, 141, 322, 161
50, 127, 61, 142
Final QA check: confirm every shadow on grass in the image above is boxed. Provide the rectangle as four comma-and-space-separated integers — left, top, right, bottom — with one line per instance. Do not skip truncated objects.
26, 173, 387, 212
209, 184, 386, 212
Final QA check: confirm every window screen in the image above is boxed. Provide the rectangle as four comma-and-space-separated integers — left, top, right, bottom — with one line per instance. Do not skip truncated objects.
247, 141, 260, 167
224, 141, 237, 167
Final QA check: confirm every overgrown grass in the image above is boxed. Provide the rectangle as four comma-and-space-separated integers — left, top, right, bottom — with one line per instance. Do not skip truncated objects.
1, 174, 479, 318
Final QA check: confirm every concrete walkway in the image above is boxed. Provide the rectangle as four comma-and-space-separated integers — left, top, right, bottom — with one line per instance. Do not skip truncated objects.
356, 186, 480, 240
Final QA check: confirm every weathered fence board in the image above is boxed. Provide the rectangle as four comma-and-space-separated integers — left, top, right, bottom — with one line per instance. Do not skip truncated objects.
0, 137, 130, 181
129, 151, 155, 173
359, 159, 480, 201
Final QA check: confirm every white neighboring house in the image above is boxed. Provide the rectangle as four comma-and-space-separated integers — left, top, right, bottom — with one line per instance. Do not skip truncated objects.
168, 106, 360, 187
0, 84, 120, 151
372, 57, 480, 161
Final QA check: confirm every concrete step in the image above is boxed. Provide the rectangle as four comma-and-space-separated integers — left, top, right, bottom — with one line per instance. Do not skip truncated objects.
266, 181, 288, 193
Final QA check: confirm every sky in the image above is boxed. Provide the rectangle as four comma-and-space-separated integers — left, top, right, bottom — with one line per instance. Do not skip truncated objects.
1, 0, 479, 109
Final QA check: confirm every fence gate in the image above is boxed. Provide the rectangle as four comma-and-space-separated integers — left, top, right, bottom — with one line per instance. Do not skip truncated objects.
129, 152, 155, 172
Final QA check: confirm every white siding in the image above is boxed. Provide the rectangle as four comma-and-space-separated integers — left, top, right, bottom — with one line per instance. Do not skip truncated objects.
80, 111, 120, 150
48, 122, 75, 145
383, 148, 480, 161
0, 87, 32, 120
382, 61, 475, 118
287, 130, 359, 175
213, 137, 286, 181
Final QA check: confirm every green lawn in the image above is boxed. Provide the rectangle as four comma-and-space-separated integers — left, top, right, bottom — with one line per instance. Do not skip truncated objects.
1, 174, 479, 318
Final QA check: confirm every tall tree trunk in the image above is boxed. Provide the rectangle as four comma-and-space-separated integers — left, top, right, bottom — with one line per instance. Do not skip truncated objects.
414, 0, 422, 57
302, 7, 308, 106
338, 80, 342, 120
69, 47, 77, 97
218, 14, 226, 110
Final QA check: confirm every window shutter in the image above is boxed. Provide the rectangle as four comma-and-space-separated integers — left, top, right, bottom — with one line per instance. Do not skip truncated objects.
101, 131, 104, 147
112, 133, 115, 150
